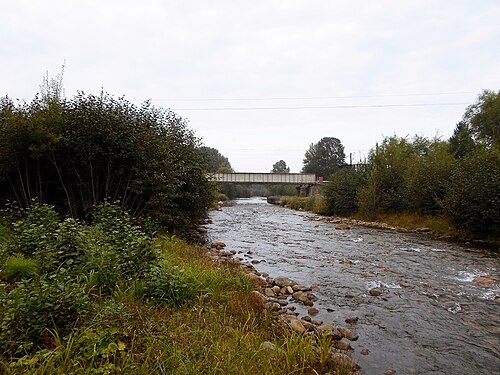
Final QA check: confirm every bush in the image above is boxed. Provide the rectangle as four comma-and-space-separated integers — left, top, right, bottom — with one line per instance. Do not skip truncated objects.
140, 263, 191, 306
323, 168, 367, 216
0, 273, 89, 354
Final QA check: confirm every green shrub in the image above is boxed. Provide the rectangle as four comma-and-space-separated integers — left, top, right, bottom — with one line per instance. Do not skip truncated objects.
10, 202, 59, 258
323, 168, 367, 216
0, 273, 89, 354
140, 263, 191, 306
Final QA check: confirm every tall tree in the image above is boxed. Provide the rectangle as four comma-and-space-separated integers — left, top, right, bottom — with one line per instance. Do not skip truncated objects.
199, 147, 233, 173
302, 137, 345, 178
462, 89, 500, 148
449, 122, 476, 159
271, 160, 290, 173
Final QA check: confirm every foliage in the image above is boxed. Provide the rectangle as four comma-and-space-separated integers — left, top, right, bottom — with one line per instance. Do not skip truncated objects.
271, 160, 290, 173
323, 168, 367, 216
0, 256, 38, 282
444, 146, 500, 235
302, 137, 346, 179
461, 89, 500, 148
0, 90, 213, 231
357, 136, 415, 216
0, 273, 90, 354
449, 122, 476, 159
0, 206, 355, 374
199, 146, 233, 173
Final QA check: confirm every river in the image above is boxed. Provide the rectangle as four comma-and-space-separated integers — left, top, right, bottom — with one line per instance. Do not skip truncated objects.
207, 197, 499, 375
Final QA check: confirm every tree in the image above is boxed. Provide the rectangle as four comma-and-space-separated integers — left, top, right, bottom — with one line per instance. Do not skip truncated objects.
199, 147, 233, 173
461, 89, 500, 148
271, 160, 290, 173
449, 122, 476, 159
302, 137, 345, 179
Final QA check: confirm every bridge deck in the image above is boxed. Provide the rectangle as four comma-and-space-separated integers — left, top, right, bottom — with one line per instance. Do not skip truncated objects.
210, 173, 317, 184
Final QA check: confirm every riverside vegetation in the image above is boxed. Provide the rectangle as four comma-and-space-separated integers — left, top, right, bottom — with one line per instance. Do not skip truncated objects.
0, 79, 356, 374
280, 90, 500, 244
0, 202, 356, 374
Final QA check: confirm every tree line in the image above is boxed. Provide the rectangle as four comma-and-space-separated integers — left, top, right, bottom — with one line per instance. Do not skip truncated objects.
322, 90, 499, 237
0, 83, 214, 231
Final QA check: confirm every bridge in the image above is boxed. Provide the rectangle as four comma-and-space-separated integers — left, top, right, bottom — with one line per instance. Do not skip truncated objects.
210, 173, 318, 185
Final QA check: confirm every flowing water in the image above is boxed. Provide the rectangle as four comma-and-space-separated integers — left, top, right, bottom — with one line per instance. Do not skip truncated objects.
208, 197, 500, 375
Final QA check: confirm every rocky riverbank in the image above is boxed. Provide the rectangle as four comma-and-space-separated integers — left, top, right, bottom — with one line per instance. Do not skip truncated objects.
204, 240, 362, 372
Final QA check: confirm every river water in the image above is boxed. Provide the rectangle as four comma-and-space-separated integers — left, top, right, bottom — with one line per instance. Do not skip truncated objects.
207, 197, 500, 375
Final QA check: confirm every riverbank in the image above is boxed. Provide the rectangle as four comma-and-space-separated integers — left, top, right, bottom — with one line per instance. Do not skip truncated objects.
0, 208, 359, 374
270, 195, 500, 251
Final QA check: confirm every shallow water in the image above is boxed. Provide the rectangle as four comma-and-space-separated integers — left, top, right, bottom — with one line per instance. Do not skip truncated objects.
208, 197, 500, 375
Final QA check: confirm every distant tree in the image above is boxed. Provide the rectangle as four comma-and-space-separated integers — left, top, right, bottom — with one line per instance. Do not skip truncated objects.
302, 137, 345, 178
449, 122, 476, 159
461, 89, 500, 148
271, 160, 290, 173
199, 147, 233, 173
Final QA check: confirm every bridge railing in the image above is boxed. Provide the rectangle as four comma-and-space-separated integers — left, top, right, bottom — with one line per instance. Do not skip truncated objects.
209, 173, 317, 184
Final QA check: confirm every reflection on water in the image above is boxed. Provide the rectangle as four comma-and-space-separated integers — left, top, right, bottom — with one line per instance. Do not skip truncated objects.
209, 198, 500, 375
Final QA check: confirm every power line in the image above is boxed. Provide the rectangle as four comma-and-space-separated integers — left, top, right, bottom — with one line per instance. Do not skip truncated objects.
172, 102, 469, 111
150, 90, 476, 102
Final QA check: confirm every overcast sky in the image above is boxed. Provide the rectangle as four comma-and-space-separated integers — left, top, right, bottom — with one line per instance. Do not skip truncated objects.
2, 1, 499, 172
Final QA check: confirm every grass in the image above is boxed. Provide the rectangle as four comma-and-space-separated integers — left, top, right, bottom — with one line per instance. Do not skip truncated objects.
0, 230, 356, 374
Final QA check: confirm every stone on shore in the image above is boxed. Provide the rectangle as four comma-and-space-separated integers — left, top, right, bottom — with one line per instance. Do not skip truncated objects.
337, 326, 359, 341
329, 352, 359, 370
369, 287, 383, 296
250, 291, 267, 306
288, 318, 307, 333
307, 306, 320, 315
246, 273, 268, 287
274, 276, 297, 287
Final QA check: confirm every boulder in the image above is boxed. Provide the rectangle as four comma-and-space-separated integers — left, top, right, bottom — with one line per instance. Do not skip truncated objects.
288, 318, 307, 333
369, 287, 383, 296
274, 276, 297, 287
337, 326, 359, 341
210, 241, 226, 248
329, 353, 359, 370
250, 291, 267, 306
332, 339, 352, 351
246, 273, 267, 287
264, 288, 276, 297
307, 306, 320, 316
292, 284, 311, 292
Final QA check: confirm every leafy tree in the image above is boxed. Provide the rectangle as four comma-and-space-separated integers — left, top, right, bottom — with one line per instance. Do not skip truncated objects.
199, 146, 233, 173
0, 90, 214, 231
461, 89, 500, 148
405, 140, 455, 214
449, 122, 476, 159
323, 168, 367, 216
357, 136, 414, 215
271, 160, 290, 173
302, 137, 345, 179
444, 146, 500, 235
